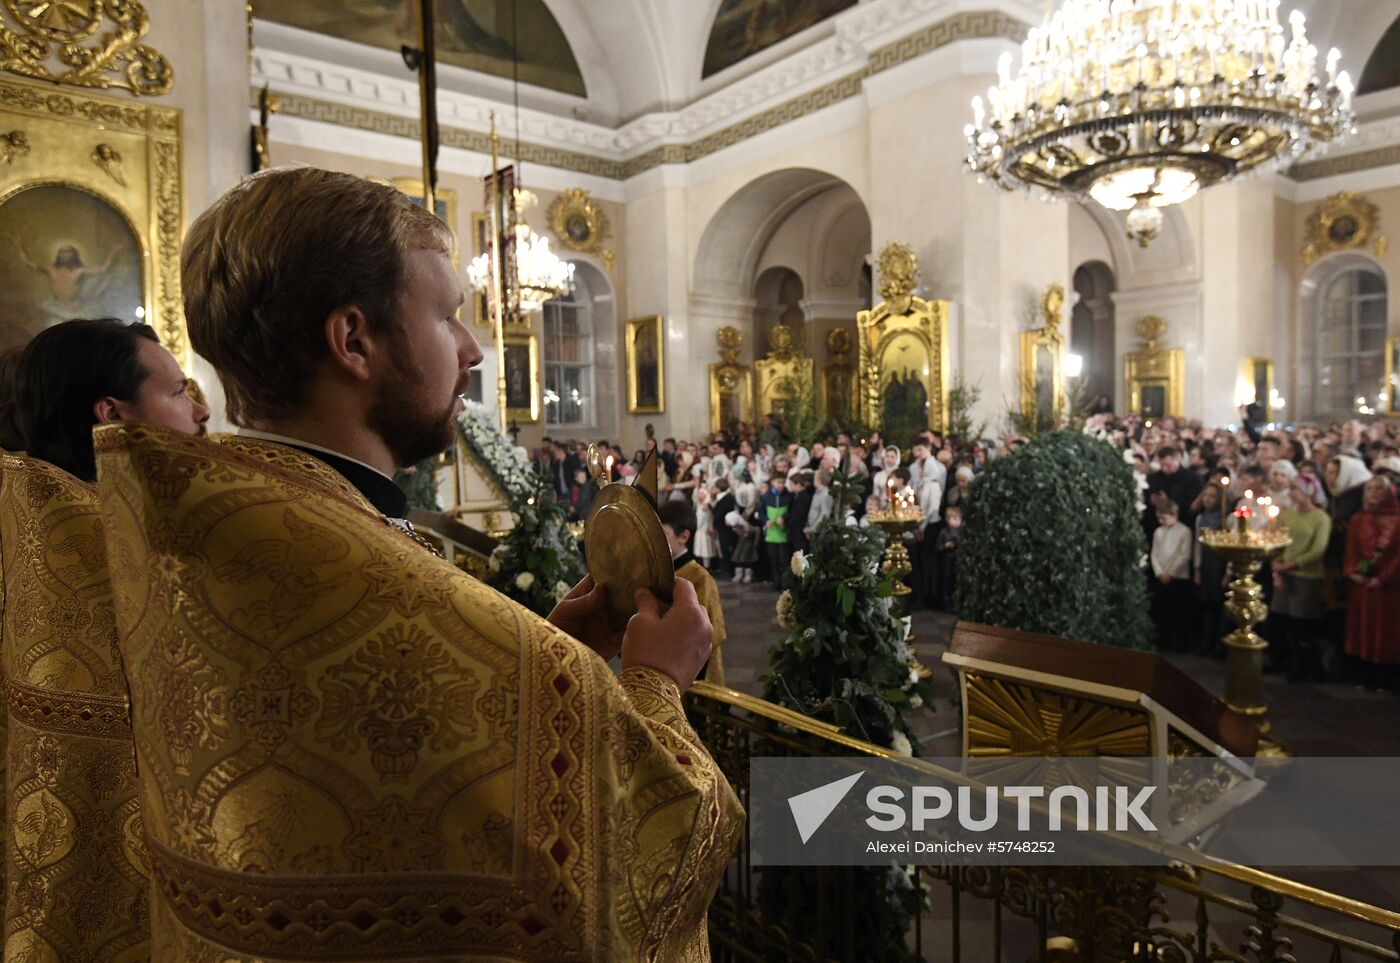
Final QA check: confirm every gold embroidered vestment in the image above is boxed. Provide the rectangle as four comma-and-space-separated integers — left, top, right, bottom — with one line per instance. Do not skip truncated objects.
93, 424, 744, 961
0, 454, 150, 960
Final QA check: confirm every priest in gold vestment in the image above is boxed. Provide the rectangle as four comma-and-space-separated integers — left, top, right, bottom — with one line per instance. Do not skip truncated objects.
90, 166, 744, 961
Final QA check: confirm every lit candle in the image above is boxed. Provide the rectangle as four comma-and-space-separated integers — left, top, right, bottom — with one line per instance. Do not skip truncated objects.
1219, 475, 1231, 530
604, 455, 615, 483
1267, 504, 1280, 528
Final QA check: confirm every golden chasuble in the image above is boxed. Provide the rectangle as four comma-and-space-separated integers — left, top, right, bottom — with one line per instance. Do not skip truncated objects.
675, 561, 727, 688
0, 454, 150, 961
93, 423, 744, 963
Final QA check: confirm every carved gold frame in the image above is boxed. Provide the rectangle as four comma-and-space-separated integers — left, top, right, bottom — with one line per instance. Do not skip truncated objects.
754, 351, 814, 426
625, 314, 665, 415
1019, 325, 1066, 422
546, 187, 609, 255
857, 296, 951, 434
709, 361, 753, 433
503, 331, 540, 423
0, 76, 185, 365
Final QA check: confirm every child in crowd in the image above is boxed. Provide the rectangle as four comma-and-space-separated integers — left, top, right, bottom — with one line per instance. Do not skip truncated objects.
760, 470, 793, 591
1150, 499, 1194, 650
805, 468, 833, 539
726, 480, 760, 584
657, 501, 727, 685
693, 485, 716, 570
935, 504, 962, 612
566, 467, 593, 522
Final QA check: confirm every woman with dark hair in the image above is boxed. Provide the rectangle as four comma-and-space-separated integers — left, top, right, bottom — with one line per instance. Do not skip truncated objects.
16, 317, 209, 481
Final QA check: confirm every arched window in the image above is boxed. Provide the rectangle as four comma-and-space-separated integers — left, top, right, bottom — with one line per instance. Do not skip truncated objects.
1315, 266, 1388, 417
542, 262, 607, 429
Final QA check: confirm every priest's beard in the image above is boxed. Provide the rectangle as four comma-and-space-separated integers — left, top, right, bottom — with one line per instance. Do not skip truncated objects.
368, 357, 459, 469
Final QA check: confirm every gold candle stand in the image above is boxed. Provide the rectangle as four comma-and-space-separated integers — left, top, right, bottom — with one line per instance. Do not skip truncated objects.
1199, 517, 1291, 759
867, 508, 929, 676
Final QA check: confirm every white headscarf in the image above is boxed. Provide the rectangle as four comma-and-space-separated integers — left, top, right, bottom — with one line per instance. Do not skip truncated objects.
1329, 454, 1373, 495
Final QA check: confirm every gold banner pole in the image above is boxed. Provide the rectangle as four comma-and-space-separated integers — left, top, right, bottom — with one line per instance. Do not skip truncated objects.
488, 114, 508, 434
413, 0, 436, 213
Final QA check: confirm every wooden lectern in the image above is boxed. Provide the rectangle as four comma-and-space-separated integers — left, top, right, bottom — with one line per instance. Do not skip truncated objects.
943, 622, 1259, 760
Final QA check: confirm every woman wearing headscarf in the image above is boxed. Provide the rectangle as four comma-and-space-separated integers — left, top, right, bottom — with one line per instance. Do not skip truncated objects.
1343, 477, 1400, 686
872, 445, 903, 509
1270, 472, 1331, 681
1321, 453, 1375, 670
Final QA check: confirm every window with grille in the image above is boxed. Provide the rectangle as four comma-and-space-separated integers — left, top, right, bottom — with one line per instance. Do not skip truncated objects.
543, 291, 593, 428
1315, 267, 1387, 417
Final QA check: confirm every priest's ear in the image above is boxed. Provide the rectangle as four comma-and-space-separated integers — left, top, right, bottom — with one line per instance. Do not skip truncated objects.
323, 305, 380, 382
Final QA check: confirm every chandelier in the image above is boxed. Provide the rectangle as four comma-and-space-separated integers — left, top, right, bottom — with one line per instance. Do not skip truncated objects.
965, 0, 1355, 246
468, 188, 575, 313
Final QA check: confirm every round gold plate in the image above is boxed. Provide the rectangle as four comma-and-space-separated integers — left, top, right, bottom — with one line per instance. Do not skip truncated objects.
585, 485, 674, 626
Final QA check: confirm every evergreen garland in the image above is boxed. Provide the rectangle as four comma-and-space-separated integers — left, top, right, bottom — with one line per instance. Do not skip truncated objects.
758, 468, 932, 962
957, 430, 1151, 648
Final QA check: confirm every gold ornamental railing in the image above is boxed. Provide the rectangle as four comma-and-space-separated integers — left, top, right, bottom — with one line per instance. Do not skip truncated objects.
683, 681, 1400, 963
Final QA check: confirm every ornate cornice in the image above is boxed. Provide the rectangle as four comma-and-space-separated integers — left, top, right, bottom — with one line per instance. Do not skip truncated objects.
1285, 115, 1400, 182
256, 8, 1025, 183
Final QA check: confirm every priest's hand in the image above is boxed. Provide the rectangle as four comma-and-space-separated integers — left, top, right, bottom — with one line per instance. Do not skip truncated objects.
548, 576, 624, 662
621, 578, 712, 693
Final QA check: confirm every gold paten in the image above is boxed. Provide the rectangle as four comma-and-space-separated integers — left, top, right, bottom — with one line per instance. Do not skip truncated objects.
1302, 191, 1386, 266
584, 445, 673, 625
0, 0, 172, 95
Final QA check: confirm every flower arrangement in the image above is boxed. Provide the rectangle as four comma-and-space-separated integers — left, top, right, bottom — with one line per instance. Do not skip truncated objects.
457, 402, 584, 615
958, 429, 1150, 649
456, 401, 535, 504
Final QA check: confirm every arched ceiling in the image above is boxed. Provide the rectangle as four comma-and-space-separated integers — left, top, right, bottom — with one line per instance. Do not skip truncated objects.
1358, 13, 1400, 95
702, 0, 856, 79
255, 0, 587, 97
253, 0, 1400, 129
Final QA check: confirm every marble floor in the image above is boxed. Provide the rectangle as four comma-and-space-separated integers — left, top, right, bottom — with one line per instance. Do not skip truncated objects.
709, 577, 1400, 955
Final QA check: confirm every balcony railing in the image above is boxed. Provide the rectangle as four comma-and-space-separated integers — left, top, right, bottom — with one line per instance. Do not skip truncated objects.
684, 680, 1400, 963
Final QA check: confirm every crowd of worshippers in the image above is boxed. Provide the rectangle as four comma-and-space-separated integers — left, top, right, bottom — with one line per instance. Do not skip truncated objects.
1091, 410, 1400, 690
531, 408, 1400, 690
534, 422, 986, 614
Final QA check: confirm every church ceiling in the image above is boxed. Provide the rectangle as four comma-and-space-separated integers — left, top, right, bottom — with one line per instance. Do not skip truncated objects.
255, 0, 587, 97
703, 0, 856, 79
1358, 13, 1400, 95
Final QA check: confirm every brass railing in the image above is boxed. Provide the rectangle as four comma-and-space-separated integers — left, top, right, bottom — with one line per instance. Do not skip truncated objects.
684, 681, 1400, 963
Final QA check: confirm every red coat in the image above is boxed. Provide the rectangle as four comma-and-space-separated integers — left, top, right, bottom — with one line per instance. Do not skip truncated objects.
1343, 499, 1400, 665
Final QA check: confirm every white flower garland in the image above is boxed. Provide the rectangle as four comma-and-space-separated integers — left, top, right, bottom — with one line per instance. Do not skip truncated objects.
456, 401, 534, 507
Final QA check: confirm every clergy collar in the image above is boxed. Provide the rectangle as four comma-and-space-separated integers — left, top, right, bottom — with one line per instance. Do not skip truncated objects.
237, 429, 408, 520
673, 550, 695, 570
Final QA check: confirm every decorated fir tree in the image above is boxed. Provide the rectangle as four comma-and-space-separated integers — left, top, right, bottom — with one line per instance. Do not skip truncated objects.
759, 467, 931, 962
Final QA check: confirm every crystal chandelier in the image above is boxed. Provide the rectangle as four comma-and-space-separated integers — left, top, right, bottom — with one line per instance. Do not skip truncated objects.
468, 188, 575, 313
966, 0, 1355, 246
